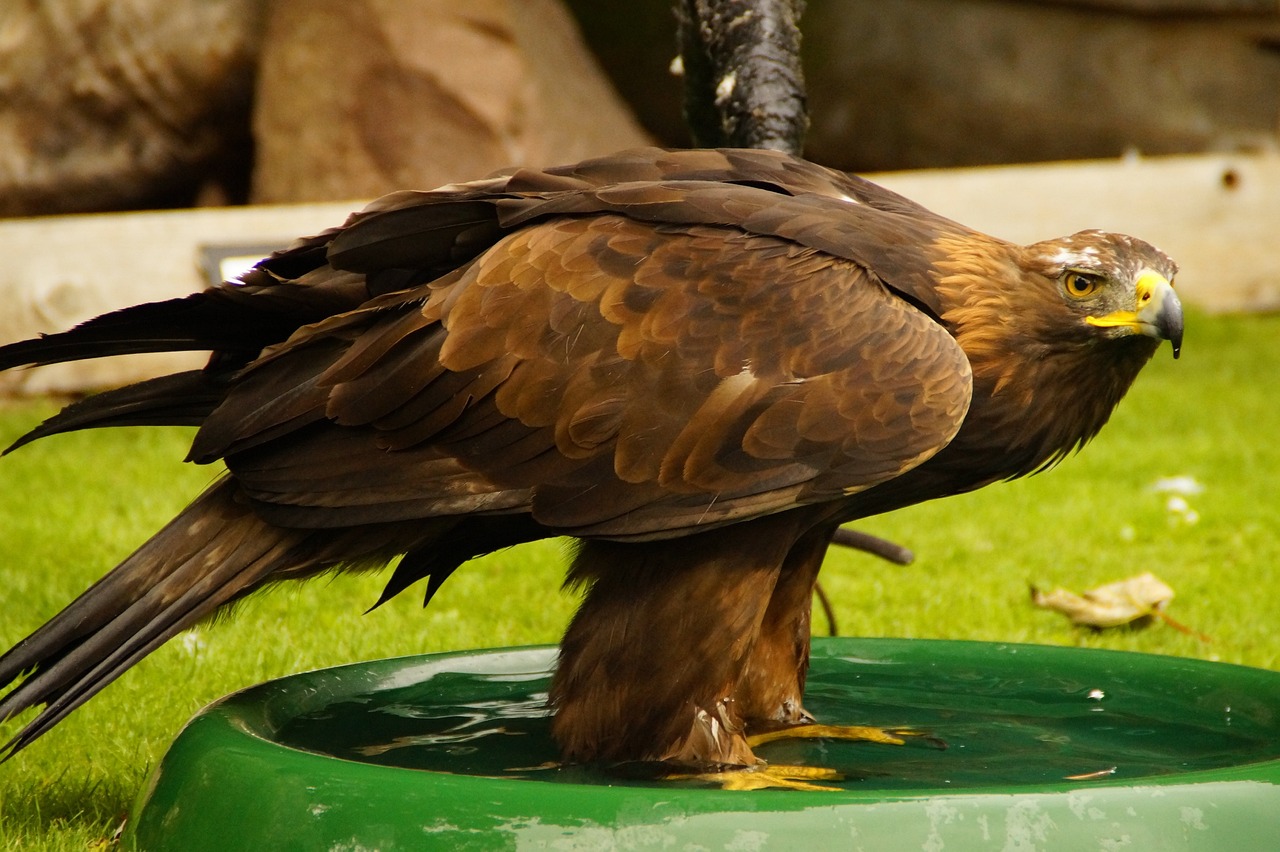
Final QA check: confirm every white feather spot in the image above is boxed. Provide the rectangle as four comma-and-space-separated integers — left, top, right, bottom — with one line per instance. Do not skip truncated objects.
1046, 247, 1101, 268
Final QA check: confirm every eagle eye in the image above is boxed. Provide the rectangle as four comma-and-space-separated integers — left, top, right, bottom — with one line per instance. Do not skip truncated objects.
1062, 271, 1103, 299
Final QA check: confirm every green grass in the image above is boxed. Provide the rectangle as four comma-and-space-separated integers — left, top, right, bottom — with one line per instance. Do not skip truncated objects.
0, 310, 1276, 848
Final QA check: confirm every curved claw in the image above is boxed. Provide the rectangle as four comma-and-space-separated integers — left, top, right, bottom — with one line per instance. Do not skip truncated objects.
668, 763, 845, 792
749, 722, 916, 747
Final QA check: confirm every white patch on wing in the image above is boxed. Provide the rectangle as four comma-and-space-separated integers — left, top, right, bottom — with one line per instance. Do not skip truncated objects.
723, 366, 757, 392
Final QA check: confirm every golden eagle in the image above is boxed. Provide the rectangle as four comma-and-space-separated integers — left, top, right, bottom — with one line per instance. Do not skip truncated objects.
0, 148, 1181, 767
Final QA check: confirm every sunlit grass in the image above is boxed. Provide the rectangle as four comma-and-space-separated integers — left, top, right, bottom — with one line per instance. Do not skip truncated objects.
824, 310, 1279, 670
0, 310, 1275, 848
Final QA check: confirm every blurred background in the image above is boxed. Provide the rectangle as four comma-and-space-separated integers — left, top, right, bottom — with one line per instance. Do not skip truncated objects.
3, 0, 1278, 216
1, 0, 1276, 395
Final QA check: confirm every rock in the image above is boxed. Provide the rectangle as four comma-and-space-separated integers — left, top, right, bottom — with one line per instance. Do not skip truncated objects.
250, 0, 650, 202
0, 0, 264, 216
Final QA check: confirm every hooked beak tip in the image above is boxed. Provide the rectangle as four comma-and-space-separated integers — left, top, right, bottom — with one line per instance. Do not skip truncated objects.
1134, 269, 1183, 359
1159, 288, 1184, 359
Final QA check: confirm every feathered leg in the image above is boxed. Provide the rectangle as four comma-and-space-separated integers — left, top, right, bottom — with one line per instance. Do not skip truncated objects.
736, 525, 929, 767
550, 511, 812, 768
734, 524, 832, 731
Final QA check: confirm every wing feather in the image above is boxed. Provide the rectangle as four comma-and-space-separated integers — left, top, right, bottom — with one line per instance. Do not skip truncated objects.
207, 211, 970, 539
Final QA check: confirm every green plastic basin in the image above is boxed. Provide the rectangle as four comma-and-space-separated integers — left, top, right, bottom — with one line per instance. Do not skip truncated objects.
127, 639, 1280, 850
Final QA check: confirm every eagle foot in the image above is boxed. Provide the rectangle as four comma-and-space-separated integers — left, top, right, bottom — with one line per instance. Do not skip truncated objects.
666, 763, 846, 792
748, 722, 945, 750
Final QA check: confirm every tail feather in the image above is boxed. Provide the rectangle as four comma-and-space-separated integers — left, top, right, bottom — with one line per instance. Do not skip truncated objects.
0, 480, 310, 758
0, 292, 300, 373
3, 371, 225, 454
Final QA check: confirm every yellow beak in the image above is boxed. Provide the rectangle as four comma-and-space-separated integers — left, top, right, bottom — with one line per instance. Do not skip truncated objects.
1086, 270, 1184, 358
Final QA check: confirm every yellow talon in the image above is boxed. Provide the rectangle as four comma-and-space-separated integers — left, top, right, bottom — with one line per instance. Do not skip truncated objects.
668, 763, 845, 792
748, 723, 920, 748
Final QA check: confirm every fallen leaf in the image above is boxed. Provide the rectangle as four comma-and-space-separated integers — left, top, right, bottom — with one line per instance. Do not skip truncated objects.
1031, 572, 1173, 628
1029, 572, 1210, 643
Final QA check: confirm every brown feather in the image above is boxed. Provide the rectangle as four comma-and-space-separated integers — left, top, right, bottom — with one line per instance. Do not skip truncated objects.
0, 147, 1179, 768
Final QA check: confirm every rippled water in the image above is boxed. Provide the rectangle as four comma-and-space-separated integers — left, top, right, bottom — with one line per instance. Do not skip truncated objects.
273, 642, 1280, 790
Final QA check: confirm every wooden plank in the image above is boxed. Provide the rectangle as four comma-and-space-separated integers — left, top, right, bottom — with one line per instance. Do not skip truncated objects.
0, 201, 360, 395
0, 151, 1274, 395
1023, 0, 1279, 12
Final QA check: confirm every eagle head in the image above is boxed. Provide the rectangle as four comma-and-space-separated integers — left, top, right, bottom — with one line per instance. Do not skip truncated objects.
1026, 230, 1183, 360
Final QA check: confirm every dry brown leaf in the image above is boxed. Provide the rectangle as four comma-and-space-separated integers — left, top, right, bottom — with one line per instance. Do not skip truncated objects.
1030, 572, 1209, 641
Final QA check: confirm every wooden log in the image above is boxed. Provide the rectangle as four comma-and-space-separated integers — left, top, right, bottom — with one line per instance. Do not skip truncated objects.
674, 0, 809, 152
